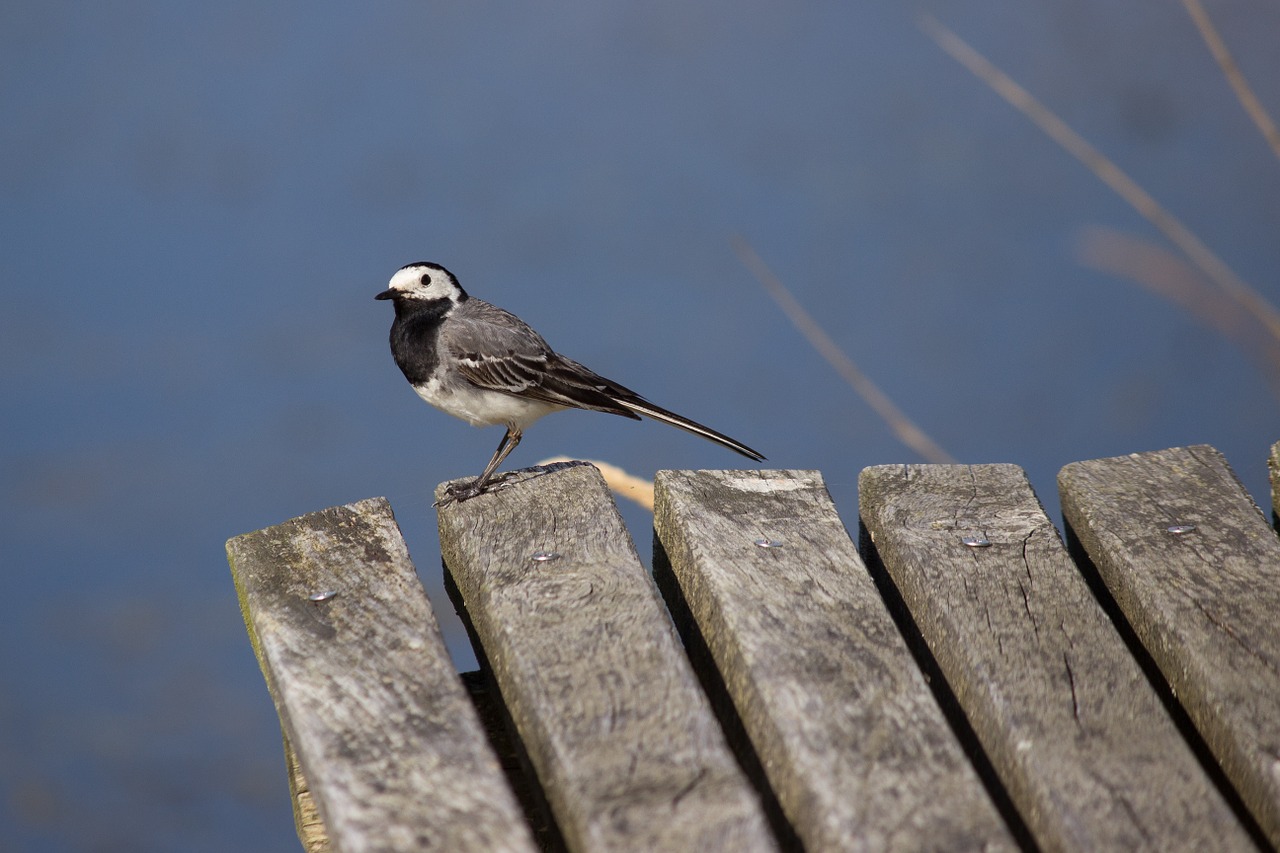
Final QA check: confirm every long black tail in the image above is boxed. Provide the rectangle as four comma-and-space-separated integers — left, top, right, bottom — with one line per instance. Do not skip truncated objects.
615, 398, 765, 462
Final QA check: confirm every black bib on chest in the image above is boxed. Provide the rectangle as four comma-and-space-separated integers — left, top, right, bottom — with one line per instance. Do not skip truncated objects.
389, 298, 451, 386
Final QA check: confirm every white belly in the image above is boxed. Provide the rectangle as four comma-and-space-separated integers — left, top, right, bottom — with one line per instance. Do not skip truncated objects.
414, 377, 562, 429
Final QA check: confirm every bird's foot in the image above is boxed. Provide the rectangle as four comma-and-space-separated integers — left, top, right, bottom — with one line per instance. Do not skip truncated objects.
434, 480, 483, 508
434, 473, 514, 508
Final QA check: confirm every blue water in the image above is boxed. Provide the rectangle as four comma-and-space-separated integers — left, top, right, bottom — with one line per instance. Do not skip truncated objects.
4, 2, 1279, 849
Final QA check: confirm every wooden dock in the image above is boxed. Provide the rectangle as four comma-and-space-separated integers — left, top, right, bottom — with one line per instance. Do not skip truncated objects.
227, 444, 1280, 852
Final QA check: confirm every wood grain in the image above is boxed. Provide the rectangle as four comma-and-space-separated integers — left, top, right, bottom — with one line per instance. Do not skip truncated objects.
1060, 445, 1280, 846
1270, 441, 1280, 522
436, 462, 777, 853
228, 497, 536, 853
284, 735, 330, 853
654, 469, 1014, 852
861, 463, 1252, 851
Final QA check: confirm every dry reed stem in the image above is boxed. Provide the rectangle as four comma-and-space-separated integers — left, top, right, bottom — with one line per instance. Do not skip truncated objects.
918, 13, 1280, 348
731, 235, 956, 464
536, 457, 655, 510
1181, 0, 1280, 162
1077, 226, 1280, 398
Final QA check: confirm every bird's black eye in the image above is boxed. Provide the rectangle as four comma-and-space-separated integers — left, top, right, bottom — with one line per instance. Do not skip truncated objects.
419, 273, 432, 286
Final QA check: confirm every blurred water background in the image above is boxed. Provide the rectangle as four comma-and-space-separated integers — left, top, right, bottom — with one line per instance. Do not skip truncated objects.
3, 2, 1279, 850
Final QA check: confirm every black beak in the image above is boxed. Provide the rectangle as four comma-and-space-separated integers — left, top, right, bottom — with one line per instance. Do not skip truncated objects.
374, 289, 395, 301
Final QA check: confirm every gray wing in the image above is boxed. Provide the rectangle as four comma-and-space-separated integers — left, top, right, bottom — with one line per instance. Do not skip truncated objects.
442, 299, 641, 419
444, 299, 765, 460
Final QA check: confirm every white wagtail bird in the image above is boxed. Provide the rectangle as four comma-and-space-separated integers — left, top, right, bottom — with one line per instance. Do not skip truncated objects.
376, 261, 764, 504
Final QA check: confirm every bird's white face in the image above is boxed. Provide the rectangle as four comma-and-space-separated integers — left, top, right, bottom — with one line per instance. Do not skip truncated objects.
382, 263, 463, 302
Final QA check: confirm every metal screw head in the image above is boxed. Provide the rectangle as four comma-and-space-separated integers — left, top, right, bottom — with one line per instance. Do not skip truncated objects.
753, 537, 783, 549
962, 536, 992, 548
309, 590, 338, 603
530, 551, 561, 563
1166, 524, 1196, 535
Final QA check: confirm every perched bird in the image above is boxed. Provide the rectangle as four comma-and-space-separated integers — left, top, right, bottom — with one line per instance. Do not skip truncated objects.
376, 261, 764, 504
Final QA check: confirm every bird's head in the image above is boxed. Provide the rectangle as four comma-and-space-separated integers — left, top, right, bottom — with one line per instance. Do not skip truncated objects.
375, 262, 467, 304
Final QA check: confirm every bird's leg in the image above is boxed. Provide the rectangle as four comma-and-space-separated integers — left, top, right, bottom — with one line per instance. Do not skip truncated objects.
437, 427, 523, 506
472, 427, 522, 491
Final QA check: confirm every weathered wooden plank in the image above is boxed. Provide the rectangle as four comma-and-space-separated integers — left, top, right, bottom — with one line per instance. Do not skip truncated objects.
227, 497, 536, 853
284, 734, 330, 853
860, 463, 1252, 852
436, 462, 777, 853
1270, 441, 1280, 522
654, 469, 1014, 852
1059, 445, 1280, 847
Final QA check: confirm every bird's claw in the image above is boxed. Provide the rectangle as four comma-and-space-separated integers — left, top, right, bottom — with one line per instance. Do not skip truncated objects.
433, 473, 514, 508
434, 481, 481, 508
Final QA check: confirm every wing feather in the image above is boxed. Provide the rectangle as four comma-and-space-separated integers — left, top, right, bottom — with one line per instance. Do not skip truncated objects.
442, 300, 638, 418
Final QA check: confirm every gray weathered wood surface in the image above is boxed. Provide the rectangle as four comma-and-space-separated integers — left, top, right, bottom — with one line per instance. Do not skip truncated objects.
1059, 445, 1280, 847
653, 469, 1013, 852
436, 462, 777, 853
227, 497, 536, 853
859, 463, 1252, 851
1270, 440, 1280, 520
283, 735, 328, 853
